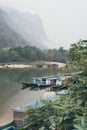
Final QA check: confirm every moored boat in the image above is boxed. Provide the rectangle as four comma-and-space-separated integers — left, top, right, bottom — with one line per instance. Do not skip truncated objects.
19, 76, 64, 90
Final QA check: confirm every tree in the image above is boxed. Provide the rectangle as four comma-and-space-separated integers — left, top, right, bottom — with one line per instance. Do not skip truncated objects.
22, 40, 87, 130
69, 39, 87, 71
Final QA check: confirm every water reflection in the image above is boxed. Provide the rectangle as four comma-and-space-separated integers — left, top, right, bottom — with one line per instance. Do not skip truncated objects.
0, 68, 59, 119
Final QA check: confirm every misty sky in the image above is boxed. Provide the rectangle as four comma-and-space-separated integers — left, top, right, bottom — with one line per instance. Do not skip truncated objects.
0, 0, 87, 49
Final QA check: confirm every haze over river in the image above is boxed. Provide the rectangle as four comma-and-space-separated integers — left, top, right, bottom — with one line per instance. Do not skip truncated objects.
0, 68, 59, 125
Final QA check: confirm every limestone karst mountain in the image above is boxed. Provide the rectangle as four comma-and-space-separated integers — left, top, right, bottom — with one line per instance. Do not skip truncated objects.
0, 8, 50, 49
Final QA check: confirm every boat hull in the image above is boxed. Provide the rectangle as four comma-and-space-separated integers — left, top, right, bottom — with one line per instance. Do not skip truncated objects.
19, 81, 54, 89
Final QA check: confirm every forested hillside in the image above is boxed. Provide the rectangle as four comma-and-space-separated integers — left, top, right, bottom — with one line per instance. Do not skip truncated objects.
0, 9, 28, 47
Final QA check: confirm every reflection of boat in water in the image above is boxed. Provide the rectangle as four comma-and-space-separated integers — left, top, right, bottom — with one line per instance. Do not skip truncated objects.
19, 76, 64, 90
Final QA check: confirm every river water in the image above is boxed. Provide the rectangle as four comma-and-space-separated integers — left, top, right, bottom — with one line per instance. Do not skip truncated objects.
0, 68, 59, 125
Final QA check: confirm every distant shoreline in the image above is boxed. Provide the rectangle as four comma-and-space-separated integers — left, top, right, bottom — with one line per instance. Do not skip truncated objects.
0, 62, 65, 69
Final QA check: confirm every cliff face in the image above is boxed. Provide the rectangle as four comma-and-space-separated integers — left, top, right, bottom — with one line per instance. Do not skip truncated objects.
0, 8, 49, 49
0, 9, 28, 47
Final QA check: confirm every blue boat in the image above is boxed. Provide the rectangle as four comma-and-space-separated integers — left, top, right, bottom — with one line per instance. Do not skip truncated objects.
19, 76, 63, 90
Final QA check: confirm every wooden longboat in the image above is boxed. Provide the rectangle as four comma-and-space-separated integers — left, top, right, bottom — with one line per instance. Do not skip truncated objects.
19, 76, 67, 90
19, 80, 54, 90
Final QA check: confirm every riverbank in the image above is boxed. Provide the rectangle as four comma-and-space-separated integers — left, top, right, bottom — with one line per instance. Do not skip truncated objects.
0, 62, 65, 69
0, 89, 45, 126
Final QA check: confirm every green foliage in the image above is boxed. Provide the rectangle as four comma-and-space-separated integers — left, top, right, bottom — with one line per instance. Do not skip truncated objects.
44, 47, 70, 63
0, 46, 69, 63
21, 40, 87, 130
69, 39, 87, 71
74, 117, 87, 130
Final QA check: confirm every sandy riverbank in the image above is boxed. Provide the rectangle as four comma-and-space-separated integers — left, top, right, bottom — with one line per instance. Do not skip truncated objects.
0, 62, 65, 69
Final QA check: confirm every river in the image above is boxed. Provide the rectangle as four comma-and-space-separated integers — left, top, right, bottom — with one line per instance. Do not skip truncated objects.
0, 68, 59, 125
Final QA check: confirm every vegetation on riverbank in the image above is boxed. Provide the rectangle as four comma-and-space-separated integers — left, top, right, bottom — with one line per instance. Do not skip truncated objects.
0, 46, 70, 64
20, 40, 87, 130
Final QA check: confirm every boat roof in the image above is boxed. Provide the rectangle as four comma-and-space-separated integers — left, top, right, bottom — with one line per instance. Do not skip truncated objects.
48, 77, 58, 80
32, 76, 59, 80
